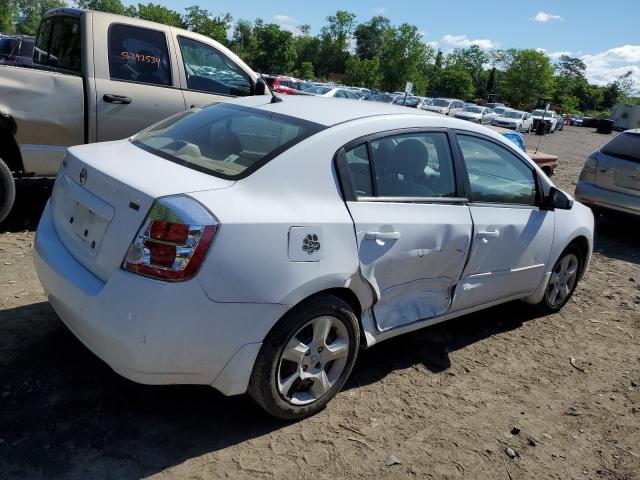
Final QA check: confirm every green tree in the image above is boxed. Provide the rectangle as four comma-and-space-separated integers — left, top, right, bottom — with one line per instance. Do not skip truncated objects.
345, 55, 382, 88
76, 0, 133, 16
500, 49, 554, 109
0, 0, 17, 33
183, 5, 231, 45
431, 67, 474, 99
16, 0, 66, 35
378, 23, 433, 94
251, 20, 296, 75
293, 24, 320, 78
316, 10, 356, 76
445, 45, 488, 96
136, 3, 184, 28
353, 16, 390, 60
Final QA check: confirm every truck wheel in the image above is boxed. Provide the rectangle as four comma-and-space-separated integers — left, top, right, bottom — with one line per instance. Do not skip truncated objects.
0, 157, 16, 224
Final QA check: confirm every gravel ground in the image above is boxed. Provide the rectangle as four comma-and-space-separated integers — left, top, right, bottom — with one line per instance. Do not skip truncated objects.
0, 126, 638, 480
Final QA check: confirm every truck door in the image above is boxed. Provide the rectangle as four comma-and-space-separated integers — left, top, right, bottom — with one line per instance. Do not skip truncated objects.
93, 22, 185, 142
171, 34, 255, 109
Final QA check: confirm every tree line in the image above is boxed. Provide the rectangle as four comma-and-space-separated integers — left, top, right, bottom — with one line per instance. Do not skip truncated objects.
3, 0, 638, 116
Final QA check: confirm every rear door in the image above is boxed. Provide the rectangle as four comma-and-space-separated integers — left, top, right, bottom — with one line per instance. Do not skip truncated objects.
450, 132, 554, 311
339, 130, 473, 331
93, 21, 186, 141
595, 132, 640, 195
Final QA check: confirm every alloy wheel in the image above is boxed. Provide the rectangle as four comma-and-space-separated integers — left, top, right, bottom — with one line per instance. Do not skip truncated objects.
546, 253, 579, 308
277, 316, 350, 405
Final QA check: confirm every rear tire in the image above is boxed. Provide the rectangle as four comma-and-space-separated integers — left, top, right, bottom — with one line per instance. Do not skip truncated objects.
0, 157, 16, 224
536, 246, 583, 314
248, 294, 360, 420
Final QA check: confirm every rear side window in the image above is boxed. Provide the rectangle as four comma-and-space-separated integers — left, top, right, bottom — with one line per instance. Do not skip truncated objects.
601, 133, 640, 163
132, 103, 325, 179
108, 24, 171, 86
34, 15, 82, 72
343, 132, 457, 198
178, 36, 251, 96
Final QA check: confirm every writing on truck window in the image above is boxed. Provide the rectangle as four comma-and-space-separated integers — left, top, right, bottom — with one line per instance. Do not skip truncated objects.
120, 51, 161, 67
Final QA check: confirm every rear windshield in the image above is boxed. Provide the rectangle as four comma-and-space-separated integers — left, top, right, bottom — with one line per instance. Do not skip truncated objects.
601, 132, 640, 163
132, 103, 325, 179
433, 99, 450, 107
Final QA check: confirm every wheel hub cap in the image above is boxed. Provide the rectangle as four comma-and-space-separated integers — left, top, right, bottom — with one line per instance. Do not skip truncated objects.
546, 253, 579, 308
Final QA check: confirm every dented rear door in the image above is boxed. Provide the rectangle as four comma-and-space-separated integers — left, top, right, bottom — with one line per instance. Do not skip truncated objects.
340, 131, 472, 332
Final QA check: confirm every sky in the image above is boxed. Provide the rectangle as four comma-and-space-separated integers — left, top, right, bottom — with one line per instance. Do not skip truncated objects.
122, 0, 640, 87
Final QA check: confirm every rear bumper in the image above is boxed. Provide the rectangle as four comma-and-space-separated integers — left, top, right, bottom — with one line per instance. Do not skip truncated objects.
574, 181, 640, 217
33, 201, 290, 395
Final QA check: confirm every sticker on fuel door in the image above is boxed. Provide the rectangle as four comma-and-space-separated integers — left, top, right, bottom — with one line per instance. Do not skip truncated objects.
288, 227, 324, 262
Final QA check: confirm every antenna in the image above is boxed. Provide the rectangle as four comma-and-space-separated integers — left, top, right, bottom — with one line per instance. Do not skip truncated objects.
258, 72, 282, 104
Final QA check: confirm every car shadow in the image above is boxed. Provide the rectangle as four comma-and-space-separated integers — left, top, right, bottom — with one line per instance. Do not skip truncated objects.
0, 178, 53, 233
0, 299, 543, 478
593, 214, 640, 266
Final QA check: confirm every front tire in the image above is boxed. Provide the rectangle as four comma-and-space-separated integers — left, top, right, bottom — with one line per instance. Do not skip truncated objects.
248, 295, 360, 420
0, 157, 16, 224
537, 246, 583, 314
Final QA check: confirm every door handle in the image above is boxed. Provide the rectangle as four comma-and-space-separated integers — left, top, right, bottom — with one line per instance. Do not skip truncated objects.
477, 230, 500, 238
365, 231, 402, 241
103, 94, 132, 104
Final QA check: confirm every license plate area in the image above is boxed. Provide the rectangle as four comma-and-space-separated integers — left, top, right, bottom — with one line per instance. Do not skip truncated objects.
614, 169, 640, 191
53, 174, 114, 258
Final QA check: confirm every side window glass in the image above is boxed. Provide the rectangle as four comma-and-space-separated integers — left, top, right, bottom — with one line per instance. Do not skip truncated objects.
178, 36, 251, 96
370, 132, 456, 198
344, 144, 373, 197
458, 135, 536, 206
34, 16, 82, 72
335, 90, 346, 98
109, 24, 171, 86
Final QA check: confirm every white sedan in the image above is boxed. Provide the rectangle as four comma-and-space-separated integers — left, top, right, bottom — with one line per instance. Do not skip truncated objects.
492, 109, 534, 132
34, 95, 594, 419
302, 85, 360, 99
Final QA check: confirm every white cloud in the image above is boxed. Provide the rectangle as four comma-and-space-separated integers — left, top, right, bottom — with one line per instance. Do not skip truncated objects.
533, 11, 564, 23
580, 45, 640, 86
373, 7, 386, 14
549, 50, 572, 60
426, 41, 438, 50
273, 14, 297, 23
441, 34, 496, 50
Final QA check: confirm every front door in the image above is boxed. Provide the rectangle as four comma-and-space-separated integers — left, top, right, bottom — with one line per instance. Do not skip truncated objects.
94, 23, 186, 142
340, 131, 473, 331
451, 133, 554, 311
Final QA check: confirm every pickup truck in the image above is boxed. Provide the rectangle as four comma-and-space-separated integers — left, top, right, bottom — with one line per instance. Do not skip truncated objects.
0, 8, 269, 222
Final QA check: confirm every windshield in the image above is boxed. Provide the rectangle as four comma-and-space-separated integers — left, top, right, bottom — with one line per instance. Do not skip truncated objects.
503, 111, 523, 119
0, 38, 18, 56
432, 99, 451, 107
132, 104, 325, 179
533, 110, 554, 118
601, 132, 640, 163
464, 106, 483, 113
303, 86, 332, 95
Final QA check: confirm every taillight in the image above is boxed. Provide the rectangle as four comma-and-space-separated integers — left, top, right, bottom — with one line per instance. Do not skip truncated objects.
123, 195, 218, 281
580, 155, 598, 182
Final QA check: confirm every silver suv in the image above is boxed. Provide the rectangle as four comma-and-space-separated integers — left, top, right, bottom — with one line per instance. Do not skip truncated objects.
575, 129, 640, 218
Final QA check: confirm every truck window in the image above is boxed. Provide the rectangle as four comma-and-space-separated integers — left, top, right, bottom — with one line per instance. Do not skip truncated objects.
108, 24, 171, 87
34, 15, 82, 72
177, 36, 251, 96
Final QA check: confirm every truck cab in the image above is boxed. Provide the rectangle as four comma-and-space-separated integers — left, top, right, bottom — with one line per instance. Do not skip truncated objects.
0, 8, 267, 222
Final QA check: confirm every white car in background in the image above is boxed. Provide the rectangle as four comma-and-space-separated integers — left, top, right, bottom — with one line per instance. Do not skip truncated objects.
532, 109, 559, 133
454, 105, 498, 124
302, 85, 360, 99
422, 98, 466, 116
492, 110, 533, 132
34, 96, 593, 419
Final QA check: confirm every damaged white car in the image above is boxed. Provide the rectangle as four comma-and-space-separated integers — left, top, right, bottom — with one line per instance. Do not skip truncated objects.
34, 96, 594, 419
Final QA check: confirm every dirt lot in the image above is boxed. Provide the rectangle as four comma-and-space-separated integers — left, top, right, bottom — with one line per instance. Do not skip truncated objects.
1, 126, 638, 480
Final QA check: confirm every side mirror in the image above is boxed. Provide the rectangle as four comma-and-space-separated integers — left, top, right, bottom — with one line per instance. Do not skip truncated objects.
541, 186, 573, 211
254, 78, 267, 96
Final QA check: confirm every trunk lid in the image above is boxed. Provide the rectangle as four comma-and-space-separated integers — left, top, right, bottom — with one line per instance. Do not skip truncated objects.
594, 132, 640, 194
51, 140, 233, 282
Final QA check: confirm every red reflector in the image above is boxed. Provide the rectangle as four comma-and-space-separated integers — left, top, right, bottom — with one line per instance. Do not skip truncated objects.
149, 220, 189, 243
146, 240, 176, 267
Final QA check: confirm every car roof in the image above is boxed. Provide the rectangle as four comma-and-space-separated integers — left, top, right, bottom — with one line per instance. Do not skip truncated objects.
228, 95, 437, 127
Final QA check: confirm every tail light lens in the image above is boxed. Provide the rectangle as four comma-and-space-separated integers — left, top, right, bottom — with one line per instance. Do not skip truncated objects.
123, 195, 218, 281
580, 155, 598, 182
